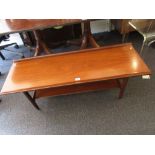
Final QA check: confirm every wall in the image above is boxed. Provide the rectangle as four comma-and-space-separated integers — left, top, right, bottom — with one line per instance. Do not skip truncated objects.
90, 19, 111, 34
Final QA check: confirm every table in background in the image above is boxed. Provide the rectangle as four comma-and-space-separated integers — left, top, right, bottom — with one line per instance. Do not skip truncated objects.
0, 19, 99, 56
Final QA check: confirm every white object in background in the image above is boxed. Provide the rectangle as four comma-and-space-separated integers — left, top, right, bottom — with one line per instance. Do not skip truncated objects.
90, 19, 111, 34
81, 19, 111, 34
0, 33, 23, 46
142, 75, 150, 79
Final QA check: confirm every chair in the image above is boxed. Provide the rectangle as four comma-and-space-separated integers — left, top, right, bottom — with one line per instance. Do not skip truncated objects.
0, 34, 24, 60
129, 19, 155, 54
0, 71, 1, 102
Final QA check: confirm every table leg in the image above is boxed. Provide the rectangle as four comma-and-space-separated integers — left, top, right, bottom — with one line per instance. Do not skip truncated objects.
80, 33, 88, 49
80, 20, 100, 49
67, 20, 100, 49
33, 21, 99, 55
117, 78, 129, 99
33, 30, 51, 56
86, 21, 100, 48
23, 91, 40, 110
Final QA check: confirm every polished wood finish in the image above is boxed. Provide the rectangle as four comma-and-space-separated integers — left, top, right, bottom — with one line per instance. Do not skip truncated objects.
31, 78, 128, 110
32, 20, 99, 55
0, 19, 99, 56
1, 43, 151, 95
0, 19, 82, 35
1, 43, 151, 110
0, 19, 83, 56
34, 80, 119, 99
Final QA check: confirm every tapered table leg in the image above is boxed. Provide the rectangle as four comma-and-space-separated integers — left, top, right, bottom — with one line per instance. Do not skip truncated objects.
23, 91, 40, 110
117, 78, 129, 99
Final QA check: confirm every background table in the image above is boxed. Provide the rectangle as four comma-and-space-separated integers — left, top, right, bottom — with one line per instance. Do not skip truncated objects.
0, 19, 99, 56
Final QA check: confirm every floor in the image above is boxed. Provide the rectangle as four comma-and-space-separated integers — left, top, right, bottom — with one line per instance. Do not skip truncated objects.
0, 31, 155, 134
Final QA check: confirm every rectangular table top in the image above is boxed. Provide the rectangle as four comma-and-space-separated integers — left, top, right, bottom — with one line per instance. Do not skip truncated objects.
0, 19, 82, 35
0, 43, 151, 95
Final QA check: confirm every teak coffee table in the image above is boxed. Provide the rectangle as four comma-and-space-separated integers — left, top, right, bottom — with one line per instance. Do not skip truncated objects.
0, 43, 151, 110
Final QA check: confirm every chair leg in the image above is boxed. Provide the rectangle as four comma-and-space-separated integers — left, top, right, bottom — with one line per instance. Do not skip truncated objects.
0, 51, 5, 60
0, 69, 1, 102
148, 40, 155, 46
122, 33, 126, 43
140, 38, 146, 55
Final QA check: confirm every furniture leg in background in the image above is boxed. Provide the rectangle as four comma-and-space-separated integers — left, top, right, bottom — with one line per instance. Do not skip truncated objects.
67, 20, 100, 49
80, 20, 100, 49
19, 20, 98, 56
33, 30, 51, 56
110, 19, 134, 43
122, 33, 130, 43
20, 31, 52, 57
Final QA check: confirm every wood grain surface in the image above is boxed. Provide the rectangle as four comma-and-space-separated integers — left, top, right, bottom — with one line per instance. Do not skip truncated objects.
0, 19, 82, 35
0, 43, 151, 95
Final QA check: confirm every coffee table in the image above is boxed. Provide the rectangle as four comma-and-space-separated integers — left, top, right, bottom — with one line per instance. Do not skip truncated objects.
0, 43, 151, 110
